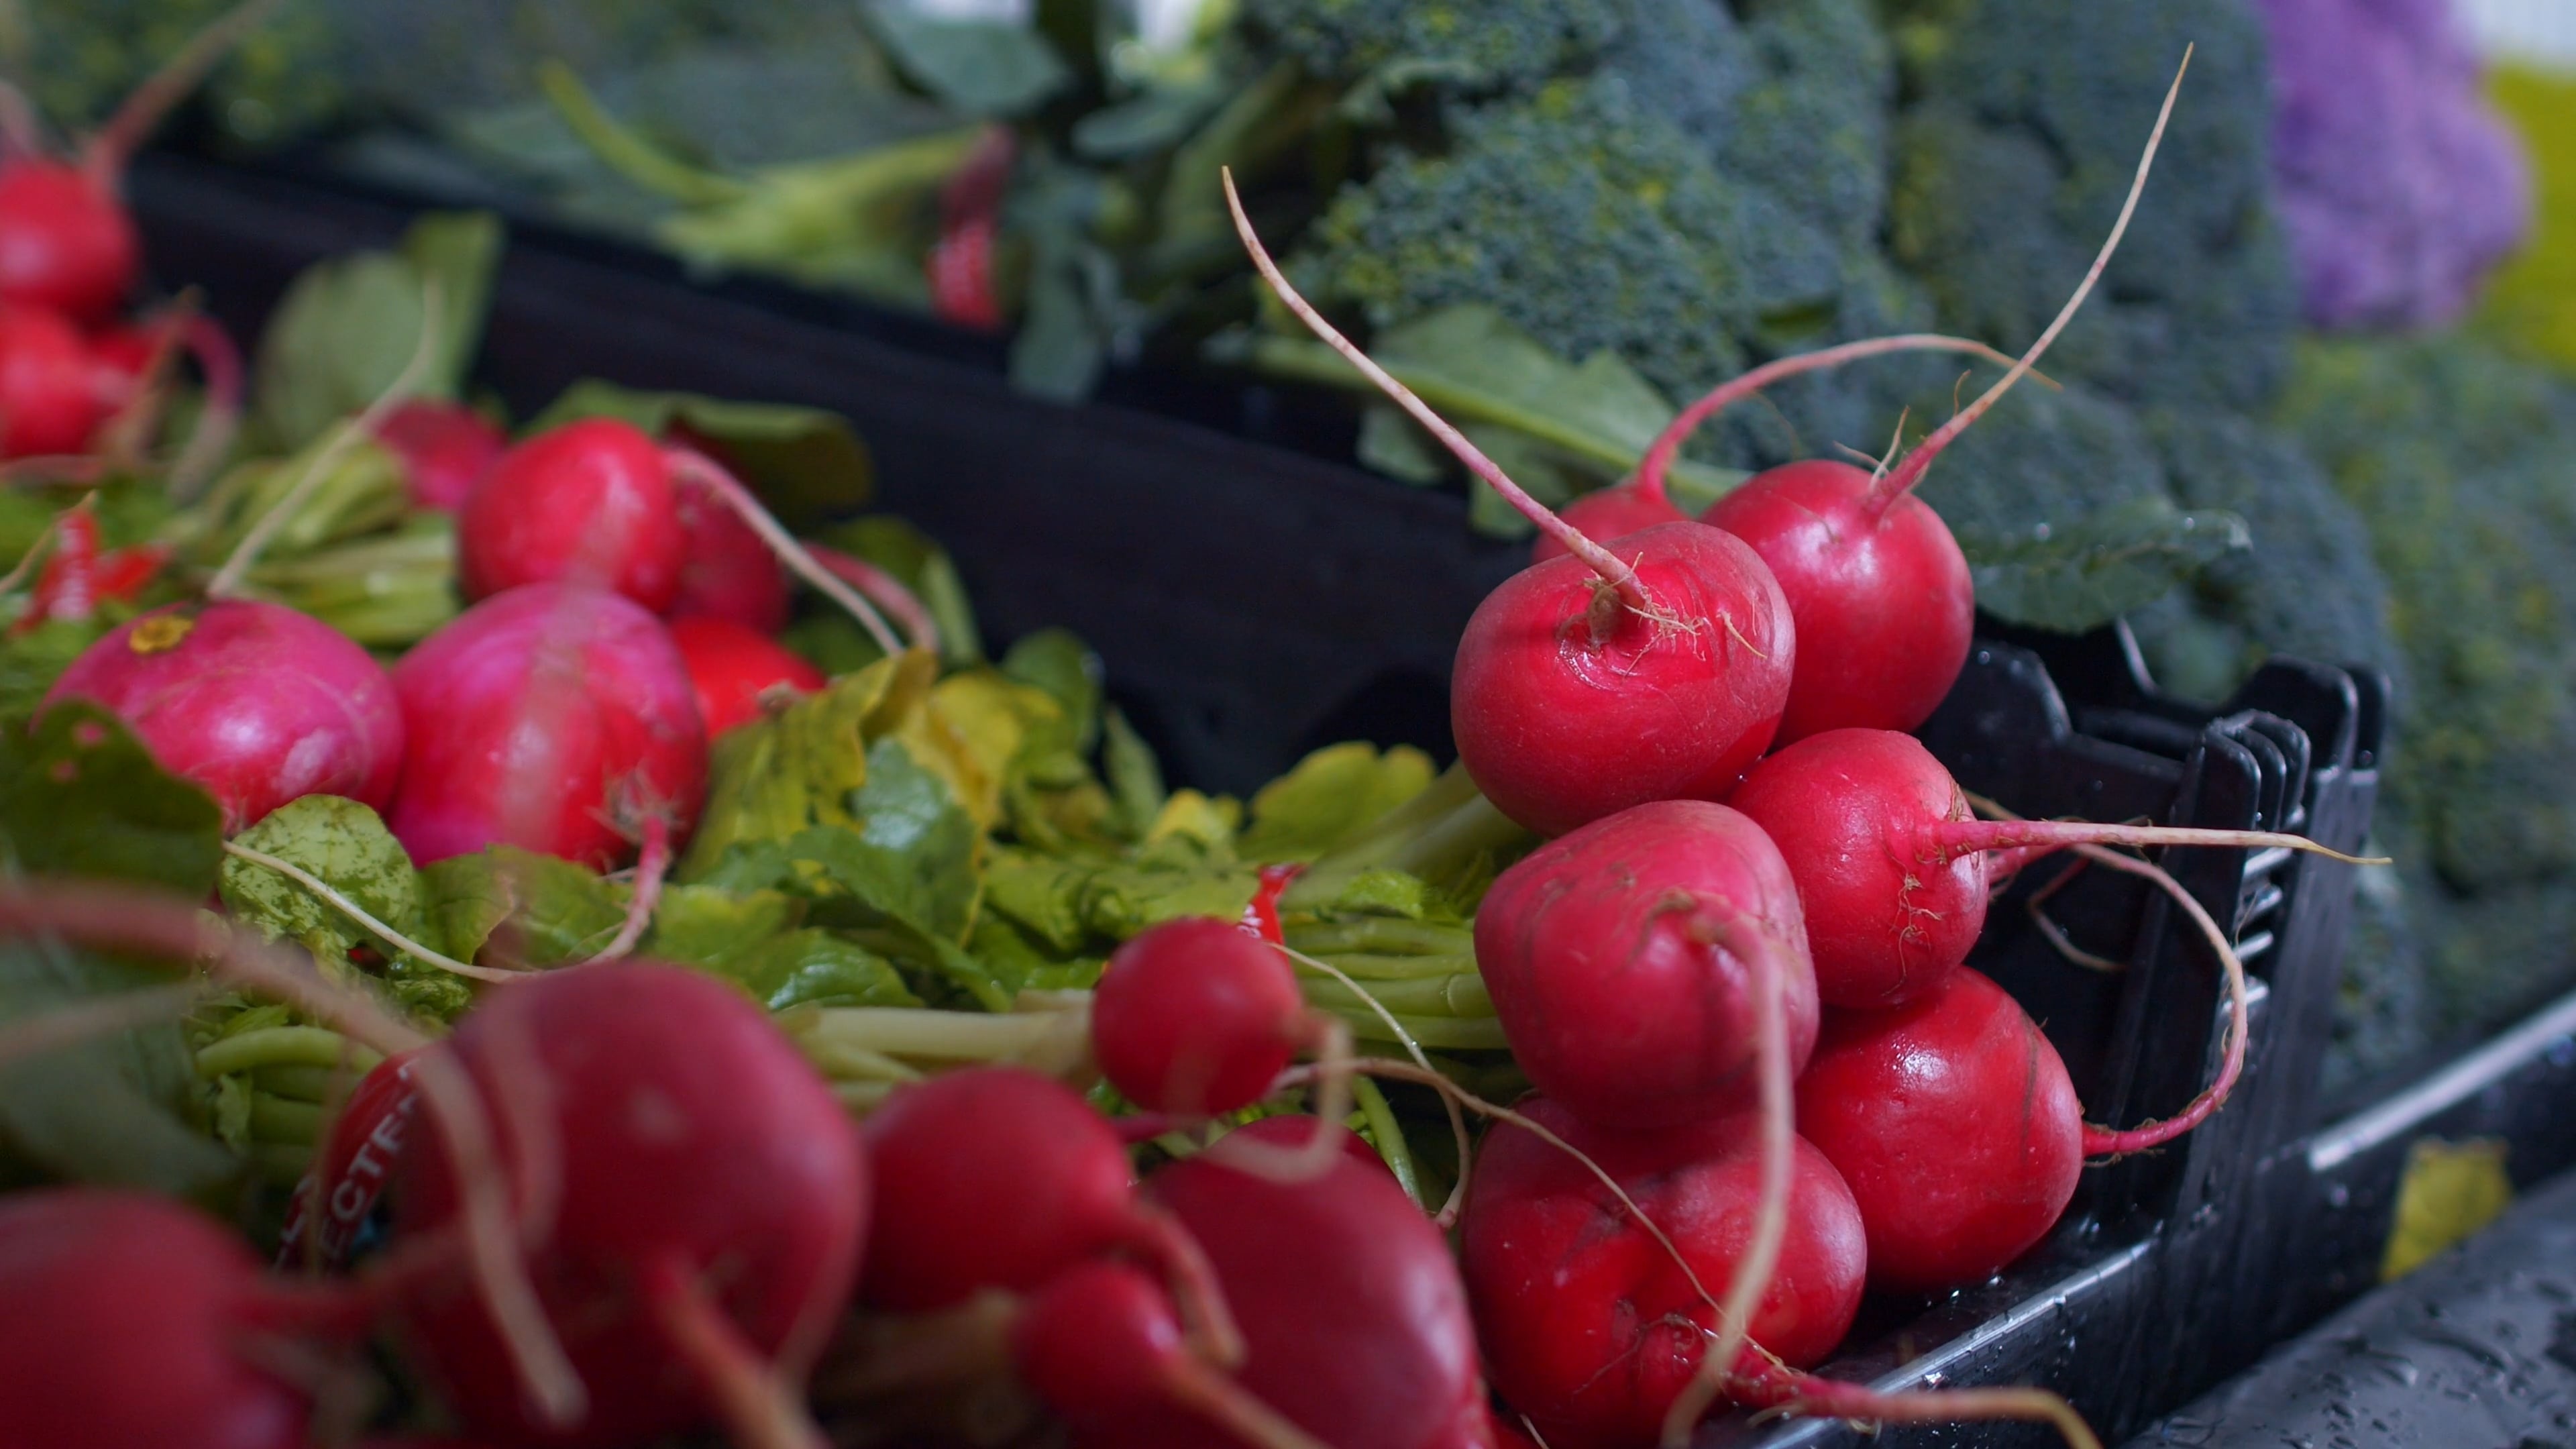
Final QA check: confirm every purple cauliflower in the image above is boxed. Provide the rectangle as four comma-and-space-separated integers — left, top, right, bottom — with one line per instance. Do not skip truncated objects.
2257, 0, 2534, 330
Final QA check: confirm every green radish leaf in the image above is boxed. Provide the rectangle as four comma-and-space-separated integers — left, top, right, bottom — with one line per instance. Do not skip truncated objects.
1000, 628, 1103, 757
640, 885, 804, 973
1102, 708, 1166, 841
0, 620, 113, 724
967, 909, 1104, 996
1957, 496, 2255, 633
529, 381, 874, 527
417, 846, 625, 969
979, 846, 1093, 955
1238, 743, 1438, 863
219, 796, 420, 967
1357, 405, 1446, 484
729, 929, 921, 1011
252, 212, 504, 451
811, 515, 984, 665
859, 3, 1072, 118
0, 704, 223, 897
1222, 303, 1748, 516
0, 936, 238, 1197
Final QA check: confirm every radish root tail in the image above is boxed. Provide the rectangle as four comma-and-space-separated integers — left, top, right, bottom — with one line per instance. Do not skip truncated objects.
804, 542, 942, 655
663, 447, 904, 657
1219, 168, 1649, 616
1866, 48, 2192, 516
1124, 1201, 1248, 1371
640, 1255, 831, 1449
2067, 841, 2249, 1157
1660, 914, 1798, 1448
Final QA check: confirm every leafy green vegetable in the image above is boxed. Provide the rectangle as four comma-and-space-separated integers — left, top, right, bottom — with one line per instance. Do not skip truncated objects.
419, 846, 623, 968
731, 929, 922, 1011
219, 796, 419, 965
252, 211, 504, 451
1221, 303, 1746, 529
0, 703, 223, 897
806, 515, 985, 666
1238, 742, 1437, 862
859, 2, 1073, 118
530, 380, 876, 527
999, 628, 1103, 756
1955, 496, 2252, 633
0, 937, 237, 1197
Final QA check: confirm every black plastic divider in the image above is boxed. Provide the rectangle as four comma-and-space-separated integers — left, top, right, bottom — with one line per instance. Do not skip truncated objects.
129, 151, 2393, 1446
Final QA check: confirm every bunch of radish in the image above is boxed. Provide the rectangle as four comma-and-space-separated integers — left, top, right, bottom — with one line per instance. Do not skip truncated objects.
1213, 48, 2374, 1449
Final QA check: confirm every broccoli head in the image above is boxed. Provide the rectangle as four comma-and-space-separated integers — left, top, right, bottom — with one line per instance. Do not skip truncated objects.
1238, 0, 1631, 95
1882, 0, 2301, 413
2276, 332, 2576, 1036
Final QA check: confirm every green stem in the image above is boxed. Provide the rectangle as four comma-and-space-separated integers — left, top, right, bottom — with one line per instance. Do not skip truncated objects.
1332, 1012, 1506, 1053
248, 1091, 323, 1145
1299, 973, 1490, 1019
1291, 950, 1478, 983
1283, 919, 1470, 957
196, 1026, 381, 1079
1349, 1076, 1424, 1210
537, 59, 747, 207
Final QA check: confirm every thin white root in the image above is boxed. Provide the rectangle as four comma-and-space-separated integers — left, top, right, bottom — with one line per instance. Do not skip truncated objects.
663, 447, 904, 657
1282, 946, 1474, 1227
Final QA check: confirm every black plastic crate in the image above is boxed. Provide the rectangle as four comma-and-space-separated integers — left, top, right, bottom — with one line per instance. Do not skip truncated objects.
125, 152, 2383, 1446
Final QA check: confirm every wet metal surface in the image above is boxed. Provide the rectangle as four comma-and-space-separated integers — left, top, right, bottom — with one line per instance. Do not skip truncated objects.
2127, 1167, 2576, 1448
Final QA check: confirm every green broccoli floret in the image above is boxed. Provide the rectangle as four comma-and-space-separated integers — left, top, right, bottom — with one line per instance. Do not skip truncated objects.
1882, 0, 2300, 413
2276, 333, 2576, 1036
1240, 0, 1631, 94
1289, 0, 1927, 471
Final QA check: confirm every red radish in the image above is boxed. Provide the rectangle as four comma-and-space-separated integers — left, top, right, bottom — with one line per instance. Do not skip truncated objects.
1097, 1126, 1491, 1449
1013, 1263, 1326, 1449
1459, 1097, 1865, 1449
0, 1189, 341, 1449
1725, 727, 2371, 1010
393, 961, 864, 1449
666, 615, 825, 737
1472, 798, 1818, 1130
1628, 60, 2190, 746
458, 419, 688, 610
858, 1065, 1236, 1352
1093, 916, 1313, 1119
375, 400, 506, 513
1529, 334, 2021, 568
0, 305, 115, 457
1222, 174, 1794, 839
44, 598, 405, 831
0, 0, 283, 324
0, 167, 136, 326
1524, 484, 1686, 563
386, 582, 706, 869
1795, 970, 2083, 1294
1699, 457, 1974, 742
664, 440, 790, 634
1454, 521, 1794, 835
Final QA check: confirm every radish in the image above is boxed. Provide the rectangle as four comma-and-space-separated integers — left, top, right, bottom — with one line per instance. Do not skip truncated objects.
1472, 798, 1818, 1130
1012, 1262, 1328, 1449
1223, 174, 1794, 837
666, 615, 826, 737
458, 419, 689, 610
1460, 1095, 1865, 1449
1725, 727, 2379, 1009
0, 0, 284, 325
386, 582, 706, 869
1794, 969, 2083, 1295
858, 1065, 1238, 1363
667, 449, 790, 634
0, 1188, 354, 1449
1104, 1123, 1492, 1449
1528, 335, 2023, 567
43, 598, 405, 832
1092, 916, 1342, 1120
392, 961, 864, 1449
1624, 57, 2192, 745
0, 305, 115, 457
374, 400, 506, 513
